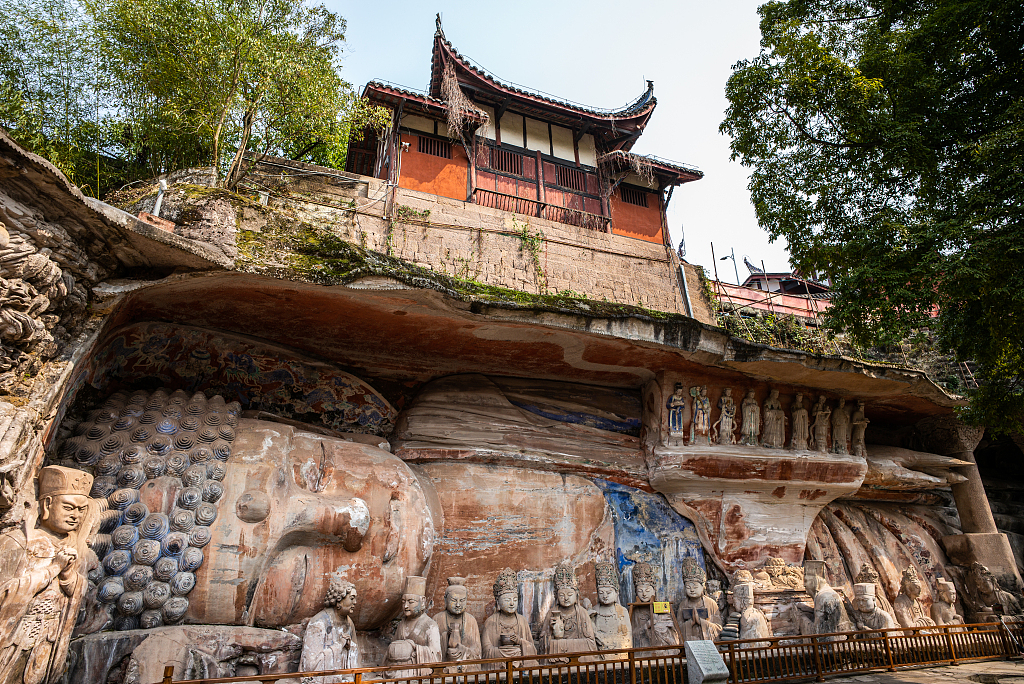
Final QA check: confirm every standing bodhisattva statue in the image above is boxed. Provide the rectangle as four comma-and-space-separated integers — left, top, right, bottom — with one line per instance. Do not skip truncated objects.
810, 396, 831, 453
0, 466, 95, 684
790, 393, 809, 451
714, 388, 737, 445
761, 389, 787, 449
831, 398, 850, 455
690, 387, 711, 445
739, 390, 760, 446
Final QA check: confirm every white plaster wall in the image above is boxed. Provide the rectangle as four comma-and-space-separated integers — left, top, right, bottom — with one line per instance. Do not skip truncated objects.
401, 114, 435, 134
500, 112, 524, 147
476, 104, 496, 140
578, 133, 597, 167
525, 116, 549, 154
551, 124, 575, 162
625, 171, 658, 189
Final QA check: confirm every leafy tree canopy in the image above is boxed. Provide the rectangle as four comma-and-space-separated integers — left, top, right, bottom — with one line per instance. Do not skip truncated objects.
722, 0, 1024, 432
0, 0, 388, 194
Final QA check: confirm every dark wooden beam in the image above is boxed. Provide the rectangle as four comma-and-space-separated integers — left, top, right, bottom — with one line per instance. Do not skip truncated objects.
494, 95, 512, 122
573, 120, 593, 145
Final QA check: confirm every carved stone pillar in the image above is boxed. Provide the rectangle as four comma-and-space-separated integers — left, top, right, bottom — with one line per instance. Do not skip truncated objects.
916, 415, 1023, 590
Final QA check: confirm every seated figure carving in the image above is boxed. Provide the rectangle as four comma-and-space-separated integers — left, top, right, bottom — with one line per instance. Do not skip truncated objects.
481, 568, 537, 666
930, 578, 964, 628
676, 557, 722, 642
851, 583, 900, 638
432, 577, 481, 672
629, 561, 681, 653
541, 561, 597, 661
893, 567, 936, 634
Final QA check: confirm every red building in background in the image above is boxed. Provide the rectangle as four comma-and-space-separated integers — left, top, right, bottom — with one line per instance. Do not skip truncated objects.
347, 17, 702, 246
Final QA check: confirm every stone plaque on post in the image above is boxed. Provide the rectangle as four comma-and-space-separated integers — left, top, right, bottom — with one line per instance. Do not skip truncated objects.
684, 640, 729, 684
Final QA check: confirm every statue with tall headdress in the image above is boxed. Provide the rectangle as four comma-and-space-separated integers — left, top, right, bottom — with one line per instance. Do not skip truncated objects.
300, 571, 359, 683
0, 466, 96, 684
893, 566, 936, 635
629, 561, 681, 653
541, 561, 597, 661
382, 575, 441, 676
481, 568, 536, 666
589, 562, 631, 658
676, 557, 722, 642
854, 563, 897, 625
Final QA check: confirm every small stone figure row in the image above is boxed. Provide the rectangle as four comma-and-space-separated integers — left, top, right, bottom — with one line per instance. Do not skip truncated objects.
668, 385, 869, 455
299, 556, 725, 677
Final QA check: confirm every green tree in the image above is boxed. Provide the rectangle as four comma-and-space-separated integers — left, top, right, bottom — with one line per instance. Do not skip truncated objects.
92, 0, 388, 189
0, 0, 118, 194
721, 0, 1024, 432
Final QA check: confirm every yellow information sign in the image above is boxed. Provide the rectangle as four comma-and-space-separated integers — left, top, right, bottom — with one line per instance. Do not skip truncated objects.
652, 601, 670, 614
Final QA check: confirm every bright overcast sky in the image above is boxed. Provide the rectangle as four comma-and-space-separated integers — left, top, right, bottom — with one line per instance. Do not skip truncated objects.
327, 0, 792, 284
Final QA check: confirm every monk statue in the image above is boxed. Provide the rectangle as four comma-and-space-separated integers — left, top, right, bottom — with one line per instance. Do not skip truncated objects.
589, 562, 631, 658
713, 388, 737, 445
667, 383, 687, 444
761, 389, 787, 449
733, 583, 770, 647
851, 583, 899, 638
481, 568, 537, 665
831, 398, 850, 455
690, 387, 711, 445
0, 466, 95, 684
300, 572, 359, 683
541, 561, 597, 661
853, 563, 898, 626
676, 557, 722, 642
810, 396, 831, 453
797, 560, 852, 641
893, 567, 936, 634
930, 578, 964, 628
790, 393, 809, 451
382, 576, 441, 676
431, 577, 480, 671
629, 561, 681, 653
850, 400, 869, 457
739, 390, 760, 446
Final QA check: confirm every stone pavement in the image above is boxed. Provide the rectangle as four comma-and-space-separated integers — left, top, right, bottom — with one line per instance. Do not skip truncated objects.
820, 659, 1024, 684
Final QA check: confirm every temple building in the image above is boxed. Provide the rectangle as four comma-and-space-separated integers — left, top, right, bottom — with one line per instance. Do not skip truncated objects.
0, 19, 1021, 684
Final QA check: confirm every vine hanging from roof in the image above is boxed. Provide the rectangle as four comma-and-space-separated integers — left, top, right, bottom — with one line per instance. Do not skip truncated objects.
441, 59, 489, 145
597, 150, 656, 202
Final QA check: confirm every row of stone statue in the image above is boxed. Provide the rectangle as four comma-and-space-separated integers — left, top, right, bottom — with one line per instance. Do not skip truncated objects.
299, 557, 729, 678
299, 555, 1014, 680
668, 385, 868, 455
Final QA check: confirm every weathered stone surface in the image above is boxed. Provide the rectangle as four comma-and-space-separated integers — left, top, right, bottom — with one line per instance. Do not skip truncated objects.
395, 374, 646, 486
66, 625, 301, 684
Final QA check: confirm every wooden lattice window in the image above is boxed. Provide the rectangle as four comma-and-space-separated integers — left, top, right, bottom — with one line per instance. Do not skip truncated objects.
492, 147, 524, 176
418, 136, 451, 159
555, 165, 586, 192
621, 185, 649, 207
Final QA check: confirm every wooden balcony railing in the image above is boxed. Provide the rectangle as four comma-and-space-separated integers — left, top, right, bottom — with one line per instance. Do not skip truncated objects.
156, 621, 1021, 684
474, 188, 611, 232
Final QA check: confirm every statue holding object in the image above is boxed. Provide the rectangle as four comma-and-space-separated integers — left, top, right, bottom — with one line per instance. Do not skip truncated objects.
761, 389, 787, 449
690, 387, 711, 445
589, 562, 631, 659
810, 396, 831, 453
790, 393, 809, 451
629, 561, 681, 653
382, 576, 442, 676
739, 390, 761, 447
893, 566, 936, 635
482, 568, 537, 665
0, 466, 95, 684
676, 557, 722, 642
541, 561, 597, 661
667, 384, 687, 444
432, 577, 481, 671
713, 388, 737, 445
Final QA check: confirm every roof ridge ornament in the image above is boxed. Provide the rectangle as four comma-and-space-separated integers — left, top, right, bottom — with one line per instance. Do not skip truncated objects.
435, 13, 445, 39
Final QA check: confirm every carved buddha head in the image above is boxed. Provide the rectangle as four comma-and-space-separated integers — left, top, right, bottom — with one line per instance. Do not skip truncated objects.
38, 466, 92, 535
493, 568, 519, 615
853, 583, 877, 614
401, 575, 427, 618
680, 557, 706, 600
595, 562, 619, 606
445, 577, 468, 616
553, 561, 579, 609
632, 562, 657, 602
901, 567, 922, 599
326, 572, 357, 617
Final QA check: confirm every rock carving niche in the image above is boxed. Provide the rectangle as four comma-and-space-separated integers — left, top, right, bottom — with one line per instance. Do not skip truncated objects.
51, 377, 432, 636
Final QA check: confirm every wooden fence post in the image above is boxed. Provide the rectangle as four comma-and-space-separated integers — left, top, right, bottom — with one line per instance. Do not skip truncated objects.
810, 639, 824, 683
161, 666, 174, 684
727, 642, 737, 684
944, 626, 958, 665
628, 650, 636, 684
882, 632, 896, 672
